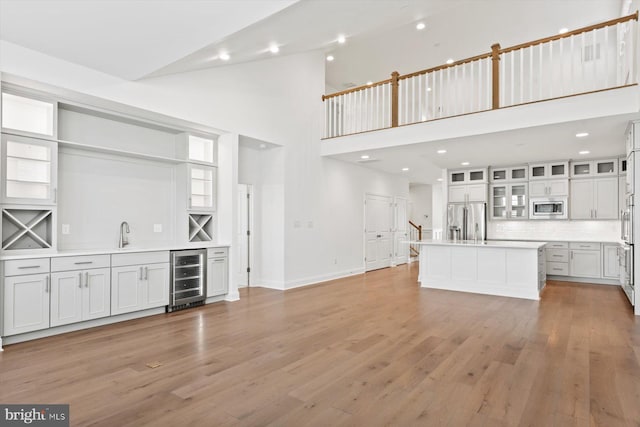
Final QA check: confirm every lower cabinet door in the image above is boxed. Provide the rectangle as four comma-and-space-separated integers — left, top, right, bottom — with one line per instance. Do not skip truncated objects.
570, 250, 602, 278
207, 257, 228, 297
602, 245, 621, 279
4, 273, 50, 336
144, 263, 169, 309
51, 271, 83, 327
83, 268, 111, 321
111, 266, 144, 315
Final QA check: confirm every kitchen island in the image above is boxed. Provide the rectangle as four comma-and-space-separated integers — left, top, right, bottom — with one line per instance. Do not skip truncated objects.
410, 240, 547, 300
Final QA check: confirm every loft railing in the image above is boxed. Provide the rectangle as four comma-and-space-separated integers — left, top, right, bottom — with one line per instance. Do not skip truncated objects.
322, 12, 639, 139
408, 220, 422, 256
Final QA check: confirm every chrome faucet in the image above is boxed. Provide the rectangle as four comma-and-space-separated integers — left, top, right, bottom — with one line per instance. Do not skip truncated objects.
119, 221, 130, 248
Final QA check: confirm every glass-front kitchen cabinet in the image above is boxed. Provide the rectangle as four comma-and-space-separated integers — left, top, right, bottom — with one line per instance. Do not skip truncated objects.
187, 165, 216, 212
490, 183, 528, 220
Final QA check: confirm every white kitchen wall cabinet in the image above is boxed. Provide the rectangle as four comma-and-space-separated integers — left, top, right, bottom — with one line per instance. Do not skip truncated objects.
188, 165, 217, 212
3, 272, 50, 336
489, 165, 528, 182
602, 244, 621, 279
570, 159, 618, 178
570, 177, 618, 219
1, 90, 57, 139
528, 161, 569, 180
448, 168, 488, 185
490, 183, 527, 220
448, 184, 487, 203
111, 263, 169, 315
529, 179, 569, 197
569, 244, 602, 278
1, 134, 58, 205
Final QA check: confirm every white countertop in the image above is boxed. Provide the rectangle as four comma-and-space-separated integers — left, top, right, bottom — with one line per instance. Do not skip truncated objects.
407, 239, 547, 249
0, 243, 230, 261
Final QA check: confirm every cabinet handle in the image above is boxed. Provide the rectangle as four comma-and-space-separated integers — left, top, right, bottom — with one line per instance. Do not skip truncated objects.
85, 272, 89, 288
552, 255, 563, 258
139, 267, 144, 280
54, 188, 57, 203
74, 261, 93, 265
18, 265, 40, 269
214, 259, 225, 263
144, 266, 148, 280
214, 251, 225, 255
45, 275, 49, 293
79, 272, 83, 288
552, 268, 563, 271
571, 251, 574, 260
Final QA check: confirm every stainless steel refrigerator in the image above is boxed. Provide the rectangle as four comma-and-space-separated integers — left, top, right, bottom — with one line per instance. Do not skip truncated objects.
447, 202, 487, 241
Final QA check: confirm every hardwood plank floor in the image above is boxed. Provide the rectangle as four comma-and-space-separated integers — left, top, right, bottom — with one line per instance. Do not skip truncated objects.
1, 263, 639, 426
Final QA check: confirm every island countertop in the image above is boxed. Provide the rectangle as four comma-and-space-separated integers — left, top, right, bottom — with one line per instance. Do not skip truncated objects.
406, 239, 547, 250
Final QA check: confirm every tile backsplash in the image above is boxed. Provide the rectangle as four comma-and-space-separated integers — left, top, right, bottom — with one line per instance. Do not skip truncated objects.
488, 220, 621, 242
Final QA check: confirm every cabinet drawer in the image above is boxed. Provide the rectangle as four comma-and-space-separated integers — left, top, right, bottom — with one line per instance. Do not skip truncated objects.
51, 254, 110, 272
207, 247, 229, 258
111, 251, 170, 267
546, 249, 569, 262
569, 242, 600, 250
4, 258, 50, 276
545, 242, 568, 249
547, 262, 569, 276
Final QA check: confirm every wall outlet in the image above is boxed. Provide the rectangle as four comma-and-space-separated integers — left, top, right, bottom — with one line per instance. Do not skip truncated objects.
62, 224, 70, 235
307, 221, 314, 228
153, 224, 162, 233
294, 220, 301, 228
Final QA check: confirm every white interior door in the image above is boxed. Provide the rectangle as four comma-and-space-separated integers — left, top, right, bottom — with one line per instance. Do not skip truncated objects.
394, 196, 408, 265
236, 184, 252, 288
365, 194, 393, 271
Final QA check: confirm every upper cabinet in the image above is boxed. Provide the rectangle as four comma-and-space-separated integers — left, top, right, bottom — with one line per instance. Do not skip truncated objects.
448, 168, 488, 185
1, 91, 57, 140
178, 134, 217, 165
1, 134, 57, 205
188, 165, 216, 212
489, 165, 528, 182
528, 161, 569, 180
570, 158, 618, 178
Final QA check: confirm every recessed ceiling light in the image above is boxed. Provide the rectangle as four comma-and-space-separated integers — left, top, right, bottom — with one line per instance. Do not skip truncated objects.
366, 81, 373, 85
426, 87, 432, 92
558, 28, 569, 34
337, 35, 346, 44
219, 52, 230, 61
269, 45, 279, 54
579, 150, 590, 155
446, 58, 454, 64
461, 161, 470, 166
259, 143, 267, 149
437, 178, 443, 182
402, 167, 410, 171
576, 132, 589, 138
416, 22, 426, 30
437, 149, 447, 154
360, 155, 370, 159
326, 55, 334, 62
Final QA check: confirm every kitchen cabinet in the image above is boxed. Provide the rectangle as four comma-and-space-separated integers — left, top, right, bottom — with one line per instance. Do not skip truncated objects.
570, 177, 618, 219
1, 90, 57, 139
448, 184, 487, 203
448, 168, 488, 185
529, 179, 568, 197
569, 245, 602, 278
489, 165, 528, 182
1, 134, 58, 205
490, 183, 527, 220
207, 256, 228, 297
570, 158, 618, 178
3, 273, 50, 336
626, 152, 634, 195
528, 161, 569, 180
50, 265, 110, 327
602, 244, 620, 279
188, 165, 216, 212
111, 263, 169, 315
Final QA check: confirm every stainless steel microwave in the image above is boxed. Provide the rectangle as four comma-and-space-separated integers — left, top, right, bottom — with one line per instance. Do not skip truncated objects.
529, 197, 568, 219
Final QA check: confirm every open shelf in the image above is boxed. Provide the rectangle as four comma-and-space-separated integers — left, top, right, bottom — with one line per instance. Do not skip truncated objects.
2, 208, 53, 250
188, 214, 213, 242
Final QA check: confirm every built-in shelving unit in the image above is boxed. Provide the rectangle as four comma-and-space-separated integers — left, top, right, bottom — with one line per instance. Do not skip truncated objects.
188, 214, 213, 242
2, 208, 53, 250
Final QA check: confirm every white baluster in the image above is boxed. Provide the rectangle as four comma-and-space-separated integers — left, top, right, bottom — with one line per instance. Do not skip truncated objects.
529, 47, 533, 102
592, 29, 598, 91
581, 32, 585, 93
570, 35, 575, 94
510, 50, 515, 106
539, 43, 543, 101
486, 57, 491, 109
519, 48, 524, 104
549, 40, 553, 99
604, 26, 609, 88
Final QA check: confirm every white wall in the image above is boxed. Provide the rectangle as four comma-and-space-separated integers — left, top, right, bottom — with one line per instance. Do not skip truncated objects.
1, 41, 408, 289
409, 184, 432, 229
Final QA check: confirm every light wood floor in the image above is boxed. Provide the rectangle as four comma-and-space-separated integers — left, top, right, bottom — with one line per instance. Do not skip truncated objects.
1, 264, 640, 426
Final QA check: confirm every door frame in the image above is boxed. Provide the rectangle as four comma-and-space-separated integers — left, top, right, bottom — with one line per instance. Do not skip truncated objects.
237, 183, 254, 288
363, 192, 394, 272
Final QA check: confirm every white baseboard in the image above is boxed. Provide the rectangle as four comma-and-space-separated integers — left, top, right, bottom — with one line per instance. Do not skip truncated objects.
224, 291, 240, 302
283, 268, 365, 290
546, 275, 620, 286
255, 279, 286, 290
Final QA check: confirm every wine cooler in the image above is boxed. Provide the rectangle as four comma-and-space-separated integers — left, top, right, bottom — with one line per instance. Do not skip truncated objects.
168, 249, 207, 312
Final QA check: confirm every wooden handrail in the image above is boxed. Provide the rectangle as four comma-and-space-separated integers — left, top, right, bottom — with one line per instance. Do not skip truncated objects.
408, 220, 422, 240
500, 11, 639, 54
322, 78, 392, 100
398, 52, 492, 81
